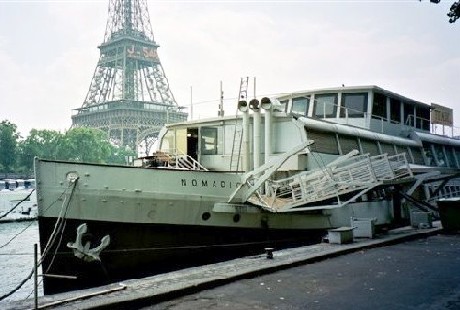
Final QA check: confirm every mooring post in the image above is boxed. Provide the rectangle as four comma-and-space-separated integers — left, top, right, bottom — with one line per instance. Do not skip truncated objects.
34, 243, 38, 310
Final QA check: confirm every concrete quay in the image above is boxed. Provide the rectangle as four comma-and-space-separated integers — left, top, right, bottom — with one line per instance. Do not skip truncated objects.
5, 223, 446, 310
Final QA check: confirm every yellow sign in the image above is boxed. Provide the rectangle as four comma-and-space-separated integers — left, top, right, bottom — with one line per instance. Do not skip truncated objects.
431, 103, 453, 126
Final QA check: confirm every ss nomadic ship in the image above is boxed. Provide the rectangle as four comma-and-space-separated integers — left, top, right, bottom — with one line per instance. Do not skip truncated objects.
35, 85, 460, 294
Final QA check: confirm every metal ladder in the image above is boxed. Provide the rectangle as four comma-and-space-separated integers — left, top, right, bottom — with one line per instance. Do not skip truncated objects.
229, 77, 249, 171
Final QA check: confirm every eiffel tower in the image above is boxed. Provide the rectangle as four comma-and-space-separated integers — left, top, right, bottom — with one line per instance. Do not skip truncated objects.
71, 0, 187, 154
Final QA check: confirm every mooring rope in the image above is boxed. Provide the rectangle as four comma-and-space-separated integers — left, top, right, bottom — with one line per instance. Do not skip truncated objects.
0, 220, 35, 249
0, 179, 78, 302
0, 189, 35, 220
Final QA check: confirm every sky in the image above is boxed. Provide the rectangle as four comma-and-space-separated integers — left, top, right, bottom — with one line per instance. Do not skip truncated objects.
0, 0, 459, 138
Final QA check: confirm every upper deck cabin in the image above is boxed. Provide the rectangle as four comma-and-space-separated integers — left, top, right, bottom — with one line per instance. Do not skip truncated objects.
278, 85, 433, 136
150, 85, 460, 174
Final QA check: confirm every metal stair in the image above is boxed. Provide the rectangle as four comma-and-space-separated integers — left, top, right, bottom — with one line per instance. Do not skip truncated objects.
249, 152, 413, 212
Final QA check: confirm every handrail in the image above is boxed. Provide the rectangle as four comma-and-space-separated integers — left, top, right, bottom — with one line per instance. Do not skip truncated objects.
147, 148, 208, 171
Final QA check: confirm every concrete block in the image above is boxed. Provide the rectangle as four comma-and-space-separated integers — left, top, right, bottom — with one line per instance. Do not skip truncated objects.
351, 217, 376, 238
328, 227, 354, 244
410, 211, 432, 229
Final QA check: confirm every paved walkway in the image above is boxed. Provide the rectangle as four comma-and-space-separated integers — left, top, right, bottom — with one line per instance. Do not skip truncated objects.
147, 233, 460, 310
5, 223, 443, 310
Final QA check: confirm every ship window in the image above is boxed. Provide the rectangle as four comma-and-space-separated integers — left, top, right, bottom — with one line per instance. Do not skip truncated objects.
313, 93, 337, 118
338, 134, 360, 155
445, 146, 457, 168
409, 147, 422, 165
360, 139, 379, 156
202, 212, 211, 221
160, 130, 175, 153
433, 144, 447, 167
291, 97, 309, 116
416, 106, 430, 131
372, 92, 387, 120
390, 98, 401, 124
423, 143, 436, 167
280, 100, 289, 112
201, 127, 219, 155
380, 143, 396, 155
176, 128, 187, 155
404, 102, 415, 126
455, 148, 460, 167
307, 130, 339, 155
340, 93, 368, 118
394, 145, 404, 155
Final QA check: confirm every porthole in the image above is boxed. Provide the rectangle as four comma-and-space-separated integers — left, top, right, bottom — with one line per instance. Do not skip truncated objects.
233, 213, 241, 223
202, 212, 211, 221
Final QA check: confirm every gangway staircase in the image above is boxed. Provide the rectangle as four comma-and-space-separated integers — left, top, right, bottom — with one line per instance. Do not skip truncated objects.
243, 151, 414, 212
229, 77, 249, 171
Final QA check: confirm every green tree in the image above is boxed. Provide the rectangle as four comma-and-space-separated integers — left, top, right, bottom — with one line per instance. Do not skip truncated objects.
448, 1, 460, 22
18, 129, 63, 172
55, 127, 113, 163
425, 1, 460, 23
106, 145, 138, 165
0, 120, 20, 172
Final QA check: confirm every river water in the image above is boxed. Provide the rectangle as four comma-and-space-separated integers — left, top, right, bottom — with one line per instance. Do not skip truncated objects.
0, 220, 43, 303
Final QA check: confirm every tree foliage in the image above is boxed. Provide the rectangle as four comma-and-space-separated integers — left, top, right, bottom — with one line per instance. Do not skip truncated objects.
448, 1, 460, 22
427, 0, 460, 23
0, 121, 140, 173
18, 129, 63, 172
0, 120, 20, 172
55, 127, 113, 163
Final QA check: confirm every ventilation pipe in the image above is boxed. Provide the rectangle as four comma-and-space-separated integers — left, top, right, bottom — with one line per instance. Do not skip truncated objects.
250, 99, 261, 169
261, 97, 272, 165
238, 100, 250, 172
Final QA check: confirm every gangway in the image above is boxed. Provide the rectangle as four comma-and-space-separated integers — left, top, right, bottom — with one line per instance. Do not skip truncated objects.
243, 151, 413, 212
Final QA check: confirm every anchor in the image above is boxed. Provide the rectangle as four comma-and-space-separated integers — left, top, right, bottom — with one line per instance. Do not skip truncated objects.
67, 223, 110, 262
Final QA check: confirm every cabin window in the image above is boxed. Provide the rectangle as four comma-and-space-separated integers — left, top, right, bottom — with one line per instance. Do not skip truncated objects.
313, 93, 337, 118
423, 143, 436, 167
372, 92, 387, 120
455, 148, 460, 167
176, 128, 187, 155
291, 97, 310, 116
416, 106, 430, 131
280, 99, 289, 112
338, 135, 360, 155
445, 146, 458, 168
404, 102, 415, 126
340, 93, 368, 118
433, 144, 447, 167
380, 143, 396, 156
390, 98, 401, 124
409, 147, 424, 165
201, 127, 219, 155
160, 130, 175, 152
394, 145, 405, 156
360, 139, 379, 156
307, 130, 339, 155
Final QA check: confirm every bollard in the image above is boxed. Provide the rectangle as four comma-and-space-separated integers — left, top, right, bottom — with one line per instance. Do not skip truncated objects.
265, 247, 274, 259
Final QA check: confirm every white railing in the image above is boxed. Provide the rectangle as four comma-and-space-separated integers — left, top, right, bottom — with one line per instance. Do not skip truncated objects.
256, 152, 412, 212
148, 149, 208, 171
